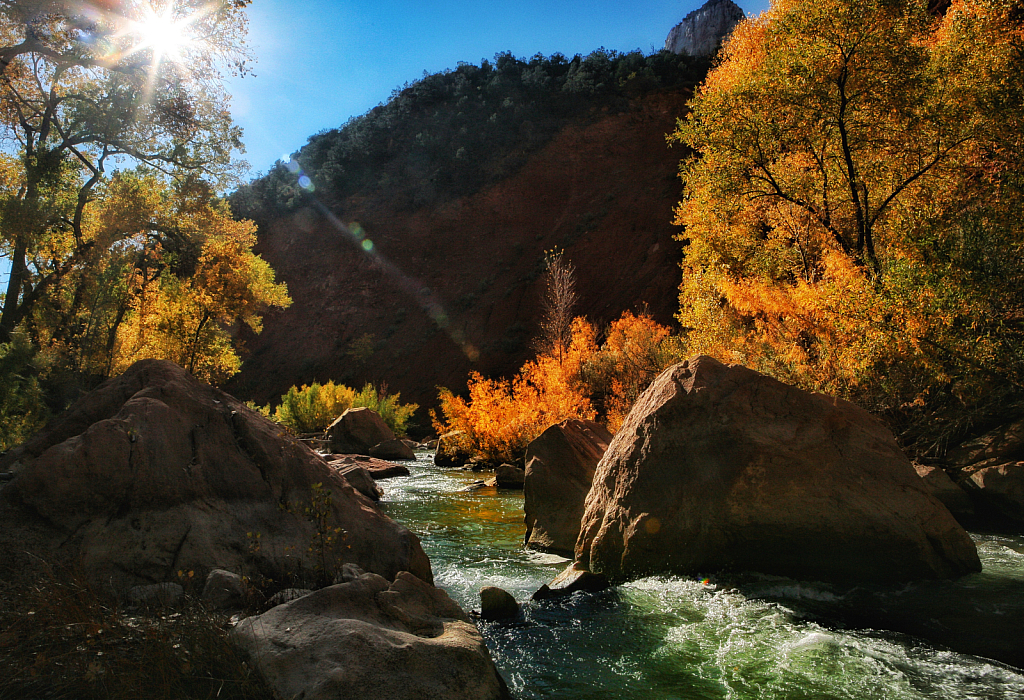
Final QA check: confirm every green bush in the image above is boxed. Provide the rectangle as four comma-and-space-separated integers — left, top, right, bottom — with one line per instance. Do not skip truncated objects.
267, 381, 418, 437
0, 333, 49, 451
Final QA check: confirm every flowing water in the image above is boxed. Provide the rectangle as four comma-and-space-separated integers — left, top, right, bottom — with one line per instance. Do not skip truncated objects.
380, 454, 1024, 700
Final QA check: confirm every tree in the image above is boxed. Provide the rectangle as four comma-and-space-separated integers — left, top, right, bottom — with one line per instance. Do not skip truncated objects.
671, 0, 1024, 401
0, 0, 252, 343
535, 249, 577, 364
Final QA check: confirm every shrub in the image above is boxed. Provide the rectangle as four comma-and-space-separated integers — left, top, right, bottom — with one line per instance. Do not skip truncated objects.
351, 383, 418, 437
273, 381, 356, 433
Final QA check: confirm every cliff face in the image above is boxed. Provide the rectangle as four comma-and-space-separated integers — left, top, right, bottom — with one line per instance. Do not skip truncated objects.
228, 89, 693, 424
665, 0, 745, 57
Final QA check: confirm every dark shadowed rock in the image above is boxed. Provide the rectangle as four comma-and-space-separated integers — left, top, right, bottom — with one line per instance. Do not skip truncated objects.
479, 586, 520, 620
202, 569, 250, 611
965, 462, 1024, 523
0, 360, 431, 591
232, 572, 511, 700
326, 407, 395, 455
335, 465, 383, 501
576, 356, 981, 585
370, 438, 417, 461
524, 420, 612, 557
665, 0, 745, 57
494, 464, 525, 489
914, 463, 974, 521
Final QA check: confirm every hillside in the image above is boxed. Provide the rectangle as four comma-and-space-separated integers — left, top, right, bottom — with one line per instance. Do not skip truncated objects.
228, 51, 709, 425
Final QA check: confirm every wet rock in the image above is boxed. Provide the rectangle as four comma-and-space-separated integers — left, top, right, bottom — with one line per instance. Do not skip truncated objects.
576, 356, 981, 585
0, 360, 432, 591
533, 563, 609, 600
326, 407, 395, 456
494, 464, 525, 489
370, 438, 416, 461
524, 419, 612, 557
479, 586, 520, 620
232, 572, 511, 700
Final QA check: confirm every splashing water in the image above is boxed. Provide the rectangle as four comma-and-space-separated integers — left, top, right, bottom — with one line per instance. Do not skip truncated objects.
381, 455, 1024, 699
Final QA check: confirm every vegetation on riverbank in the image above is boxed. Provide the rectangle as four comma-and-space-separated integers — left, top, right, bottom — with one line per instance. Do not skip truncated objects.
251, 381, 418, 436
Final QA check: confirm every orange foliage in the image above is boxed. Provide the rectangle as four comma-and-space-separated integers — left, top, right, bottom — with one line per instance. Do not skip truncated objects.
433, 318, 597, 463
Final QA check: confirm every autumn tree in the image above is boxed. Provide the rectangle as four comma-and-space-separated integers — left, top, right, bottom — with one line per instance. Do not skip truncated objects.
0, 0, 252, 343
671, 0, 1024, 402
535, 249, 578, 364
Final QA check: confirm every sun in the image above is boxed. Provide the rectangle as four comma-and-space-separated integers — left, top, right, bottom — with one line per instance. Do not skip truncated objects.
131, 3, 196, 64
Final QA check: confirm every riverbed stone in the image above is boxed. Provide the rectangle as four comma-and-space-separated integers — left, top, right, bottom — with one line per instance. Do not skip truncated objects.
326, 407, 395, 455
576, 356, 981, 585
202, 569, 249, 610
479, 586, 520, 620
494, 464, 526, 489
0, 360, 432, 591
532, 563, 609, 600
232, 571, 511, 700
327, 454, 411, 479
370, 438, 416, 461
524, 419, 612, 556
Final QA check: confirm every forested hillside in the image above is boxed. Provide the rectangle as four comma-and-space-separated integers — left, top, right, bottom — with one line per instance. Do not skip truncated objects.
227, 49, 710, 424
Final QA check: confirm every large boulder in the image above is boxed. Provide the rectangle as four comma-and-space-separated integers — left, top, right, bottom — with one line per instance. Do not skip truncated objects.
524, 420, 612, 556
0, 360, 431, 590
665, 0, 745, 57
913, 463, 974, 521
326, 407, 394, 455
576, 356, 981, 585
232, 571, 511, 700
945, 418, 1024, 525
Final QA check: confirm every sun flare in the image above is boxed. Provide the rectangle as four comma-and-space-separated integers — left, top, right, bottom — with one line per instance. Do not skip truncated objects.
131, 4, 196, 63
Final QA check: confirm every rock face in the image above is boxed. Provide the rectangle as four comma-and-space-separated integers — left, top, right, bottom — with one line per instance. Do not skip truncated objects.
0, 360, 431, 590
232, 571, 511, 700
524, 420, 612, 556
576, 356, 981, 585
327, 407, 394, 455
665, 0, 745, 57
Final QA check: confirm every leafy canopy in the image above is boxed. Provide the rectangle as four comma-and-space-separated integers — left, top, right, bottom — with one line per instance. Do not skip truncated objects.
671, 0, 1024, 404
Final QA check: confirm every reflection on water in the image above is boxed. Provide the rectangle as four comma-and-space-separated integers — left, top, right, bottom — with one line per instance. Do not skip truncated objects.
381, 455, 1024, 699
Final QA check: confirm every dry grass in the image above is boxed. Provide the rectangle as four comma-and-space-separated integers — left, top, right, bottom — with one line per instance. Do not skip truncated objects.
0, 572, 274, 700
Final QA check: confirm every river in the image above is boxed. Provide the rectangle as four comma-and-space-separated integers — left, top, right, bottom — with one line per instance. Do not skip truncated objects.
380, 454, 1024, 700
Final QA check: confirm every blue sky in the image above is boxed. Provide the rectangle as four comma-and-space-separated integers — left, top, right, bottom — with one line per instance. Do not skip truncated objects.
1, 0, 768, 290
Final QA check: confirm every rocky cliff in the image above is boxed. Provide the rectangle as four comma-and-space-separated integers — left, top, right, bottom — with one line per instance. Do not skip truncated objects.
227, 88, 695, 424
665, 0, 745, 57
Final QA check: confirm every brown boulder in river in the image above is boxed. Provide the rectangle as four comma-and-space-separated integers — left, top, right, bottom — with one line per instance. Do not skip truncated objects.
576, 356, 981, 585
0, 360, 431, 590
523, 419, 612, 556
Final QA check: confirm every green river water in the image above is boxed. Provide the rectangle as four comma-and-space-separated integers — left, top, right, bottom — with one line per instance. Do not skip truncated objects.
379, 454, 1024, 700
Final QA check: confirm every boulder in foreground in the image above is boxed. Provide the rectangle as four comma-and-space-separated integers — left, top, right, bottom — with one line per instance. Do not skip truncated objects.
0, 360, 431, 590
576, 356, 981, 585
232, 571, 511, 700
